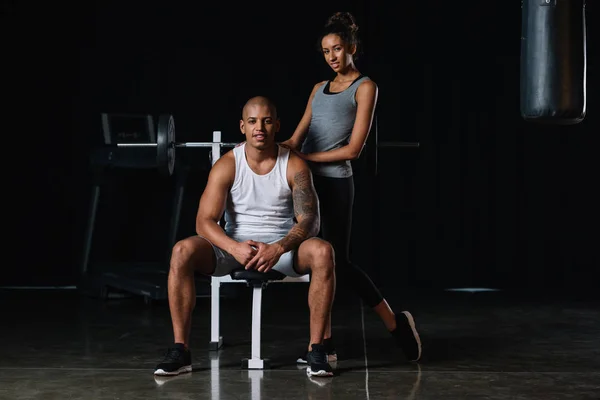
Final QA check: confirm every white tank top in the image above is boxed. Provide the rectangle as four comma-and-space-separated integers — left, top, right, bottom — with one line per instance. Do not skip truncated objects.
223, 143, 295, 242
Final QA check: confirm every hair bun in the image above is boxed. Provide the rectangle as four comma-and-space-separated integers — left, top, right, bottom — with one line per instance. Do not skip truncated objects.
326, 11, 358, 33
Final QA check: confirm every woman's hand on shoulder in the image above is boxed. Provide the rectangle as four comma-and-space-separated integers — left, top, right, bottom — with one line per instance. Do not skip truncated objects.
279, 140, 298, 151
286, 145, 308, 161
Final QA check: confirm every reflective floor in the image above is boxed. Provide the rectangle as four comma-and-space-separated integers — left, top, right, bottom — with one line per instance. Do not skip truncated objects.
1, 283, 599, 399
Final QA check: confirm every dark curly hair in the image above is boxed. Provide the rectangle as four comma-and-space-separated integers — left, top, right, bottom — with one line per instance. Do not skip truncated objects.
316, 12, 361, 61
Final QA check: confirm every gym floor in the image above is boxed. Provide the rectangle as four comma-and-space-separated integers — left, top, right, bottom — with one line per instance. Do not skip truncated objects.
1, 284, 599, 399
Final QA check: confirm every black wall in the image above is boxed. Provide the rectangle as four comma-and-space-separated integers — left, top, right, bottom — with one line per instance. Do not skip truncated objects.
4, 1, 598, 291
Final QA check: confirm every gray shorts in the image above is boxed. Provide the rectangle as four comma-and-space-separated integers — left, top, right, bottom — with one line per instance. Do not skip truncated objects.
199, 236, 304, 278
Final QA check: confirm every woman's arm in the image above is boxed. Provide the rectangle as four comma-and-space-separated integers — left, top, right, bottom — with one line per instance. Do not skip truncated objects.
301, 79, 378, 163
280, 81, 327, 150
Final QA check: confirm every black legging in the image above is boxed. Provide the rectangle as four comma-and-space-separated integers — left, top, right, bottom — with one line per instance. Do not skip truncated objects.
312, 174, 383, 308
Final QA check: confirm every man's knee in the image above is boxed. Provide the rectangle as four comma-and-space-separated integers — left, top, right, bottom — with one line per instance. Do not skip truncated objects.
170, 237, 212, 272
309, 238, 335, 272
171, 239, 193, 268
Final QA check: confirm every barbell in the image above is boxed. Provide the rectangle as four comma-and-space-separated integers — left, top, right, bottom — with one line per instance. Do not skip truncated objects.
113, 113, 420, 177
115, 114, 239, 176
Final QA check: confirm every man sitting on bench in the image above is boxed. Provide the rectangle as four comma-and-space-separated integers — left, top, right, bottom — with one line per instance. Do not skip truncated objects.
154, 96, 336, 378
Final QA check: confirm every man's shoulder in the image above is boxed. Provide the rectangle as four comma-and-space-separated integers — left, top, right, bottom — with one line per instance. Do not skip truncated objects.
286, 150, 310, 174
210, 150, 236, 179
214, 148, 235, 164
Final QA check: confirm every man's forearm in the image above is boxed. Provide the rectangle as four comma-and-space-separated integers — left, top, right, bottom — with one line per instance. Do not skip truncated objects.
196, 220, 239, 254
275, 214, 319, 253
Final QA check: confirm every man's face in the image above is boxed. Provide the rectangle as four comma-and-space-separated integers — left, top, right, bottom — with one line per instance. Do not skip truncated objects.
239, 103, 280, 150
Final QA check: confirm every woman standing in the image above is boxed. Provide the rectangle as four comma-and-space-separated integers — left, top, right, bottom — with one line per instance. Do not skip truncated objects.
282, 11, 422, 363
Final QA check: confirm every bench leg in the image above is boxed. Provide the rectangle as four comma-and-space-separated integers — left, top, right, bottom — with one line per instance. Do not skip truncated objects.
242, 285, 269, 369
209, 277, 223, 350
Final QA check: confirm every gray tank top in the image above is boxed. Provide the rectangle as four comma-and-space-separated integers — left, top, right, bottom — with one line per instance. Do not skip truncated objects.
301, 75, 371, 178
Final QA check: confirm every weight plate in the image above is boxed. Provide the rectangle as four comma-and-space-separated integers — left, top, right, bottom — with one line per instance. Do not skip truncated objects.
157, 114, 175, 176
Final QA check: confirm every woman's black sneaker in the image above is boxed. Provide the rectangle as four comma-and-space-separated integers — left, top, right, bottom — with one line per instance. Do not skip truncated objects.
391, 311, 422, 362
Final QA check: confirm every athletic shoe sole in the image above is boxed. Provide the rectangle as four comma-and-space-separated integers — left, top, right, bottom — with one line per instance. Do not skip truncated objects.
154, 365, 192, 376
402, 311, 422, 362
306, 366, 334, 377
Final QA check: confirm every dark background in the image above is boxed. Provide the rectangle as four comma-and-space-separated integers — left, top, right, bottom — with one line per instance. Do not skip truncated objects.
3, 1, 598, 293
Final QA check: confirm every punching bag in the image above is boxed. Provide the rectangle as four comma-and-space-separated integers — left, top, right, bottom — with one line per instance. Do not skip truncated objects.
520, 0, 587, 124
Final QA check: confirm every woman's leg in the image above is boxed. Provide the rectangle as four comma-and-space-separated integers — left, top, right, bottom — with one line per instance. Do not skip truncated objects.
313, 175, 396, 330
312, 174, 422, 362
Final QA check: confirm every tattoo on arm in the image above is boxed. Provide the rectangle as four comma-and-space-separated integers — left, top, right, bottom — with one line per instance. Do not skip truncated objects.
278, 169, 320, 252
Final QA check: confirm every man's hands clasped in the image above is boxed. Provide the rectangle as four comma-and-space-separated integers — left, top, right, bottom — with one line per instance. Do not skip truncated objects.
230, 240, 285, 272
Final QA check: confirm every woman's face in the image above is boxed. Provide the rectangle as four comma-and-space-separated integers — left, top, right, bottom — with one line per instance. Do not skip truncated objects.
321, 34, 355, 73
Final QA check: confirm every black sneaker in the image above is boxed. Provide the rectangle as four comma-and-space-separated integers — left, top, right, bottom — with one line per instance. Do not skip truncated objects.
391, 311, 422, 362
296, 338, 337, 364
305, 344, 334, 377
154, 345, 192, 376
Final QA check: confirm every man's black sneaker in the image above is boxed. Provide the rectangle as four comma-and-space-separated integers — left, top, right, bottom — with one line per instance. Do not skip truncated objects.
391, 311, 422, 362
305, 343, 334, 377
154, 345, 192, 376
296, 338, 337, 364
